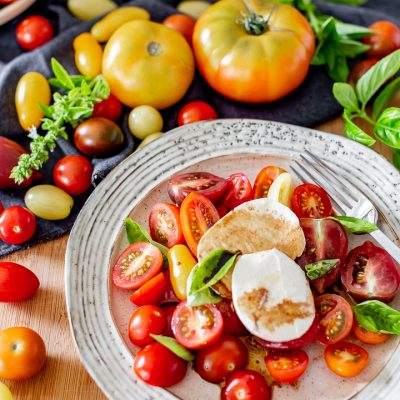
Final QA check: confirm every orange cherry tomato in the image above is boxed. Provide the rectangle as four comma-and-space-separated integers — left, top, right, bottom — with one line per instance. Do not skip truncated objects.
348, 58, 379, 86
363, 21, 400, 58
163, 14, 195, 44
130, 272, 166, 306
253, 166, 285, 199
73, 32, 103, 77
352, 320, 390, 345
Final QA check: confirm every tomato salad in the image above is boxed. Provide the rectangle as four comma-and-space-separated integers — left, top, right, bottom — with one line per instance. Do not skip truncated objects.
111, 166, 400, 399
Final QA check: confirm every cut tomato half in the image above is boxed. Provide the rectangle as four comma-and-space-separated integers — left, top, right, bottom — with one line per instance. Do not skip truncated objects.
222, 173, 253, 210
253, 166, 285, 199
130, 272, 166, 306
291, 183, 333, 218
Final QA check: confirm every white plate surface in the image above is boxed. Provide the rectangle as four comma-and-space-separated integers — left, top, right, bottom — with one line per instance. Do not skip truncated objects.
0, 0, 36, 26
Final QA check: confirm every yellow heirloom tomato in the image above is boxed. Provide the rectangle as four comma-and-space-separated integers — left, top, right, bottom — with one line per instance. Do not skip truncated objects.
15, 72, 51, 131
73, 33, 103, 77
102, 20, 195, 109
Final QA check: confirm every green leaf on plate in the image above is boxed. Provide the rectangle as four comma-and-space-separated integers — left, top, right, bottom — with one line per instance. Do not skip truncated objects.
394, 149, 400, 170
305, 259, 339, 280
150, 334, 194, 361
372, 77, 400, 121
374, 107, 400, 149
329, 216, 378, 234
333, 82, 360, 113
343, 111, 376, 146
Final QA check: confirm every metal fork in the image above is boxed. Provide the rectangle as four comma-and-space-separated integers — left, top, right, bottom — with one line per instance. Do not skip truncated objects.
291, 150, 400, 264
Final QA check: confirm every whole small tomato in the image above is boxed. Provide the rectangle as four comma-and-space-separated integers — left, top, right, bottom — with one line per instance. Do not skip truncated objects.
16, 16, 54, 51
0, 382, 13, 400
216, 299, 248, 336
348, 58, 379, 86
128, 105, 163, 140
163, 14, 195, 44
92, 94, 123, 122
364, 21, 400, 58
222, 370, 271, 400
177, 101, 217, 126
0, 206, 36, 245
0, 327, 46, 381
73, 32, 103, 77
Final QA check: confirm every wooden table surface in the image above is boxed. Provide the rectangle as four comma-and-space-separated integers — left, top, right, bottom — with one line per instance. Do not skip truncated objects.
0, 115, 396, 400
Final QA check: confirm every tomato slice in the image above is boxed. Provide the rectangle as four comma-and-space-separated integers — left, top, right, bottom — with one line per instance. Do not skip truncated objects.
112, 242, 163, 290
324, 341, 368, 378
180, 192, 219, 255
216, 203, 229, 218
168, 172, 227, 205
149, 202, 184, 248
341, 241, 400, 303
291, 183, 333, 218
216, 299, 248, 336
352, 319, 390, 345
130, 272, 166, 306
315, 294, 353, 345
221, 173, 253, 210
253, 166, 285, 199
171, 301, 224, 349
265, 349, 309, 383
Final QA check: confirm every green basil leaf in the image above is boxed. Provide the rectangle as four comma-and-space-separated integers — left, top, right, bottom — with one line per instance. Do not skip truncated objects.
39, 102, 54, 118
329, 216, 378, 233
343, 110, 376, 146
333, 82, 360, 113
329, 55, 349, 82
335, 39, 370, 58
372, 77, 400, 121
150, 334, 194, 361
51, 58, 74, 91
394, 150, 400, 170
334, 20, 371, 39
321, 0, 366, 5
353, 300, 400, 334
374, 107, 400, 149
305, 259, 339, 280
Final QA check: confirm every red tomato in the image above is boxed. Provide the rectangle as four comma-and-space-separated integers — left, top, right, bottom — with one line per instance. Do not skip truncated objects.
134, 341, 187, 387
222, 370, 271, 400
16, 16, 54, 51
161, 304, 177, 337
159, 270, 180, 305
0, 206, 36, 245
0, 202, 3, 214
216, 203, 229, 218
112, 242, 163, 290
128, 305, 166, 346
253, 166, 285, 199
168, 172, 227, 206
265, 349, 309, 383
291, 183, 332, 218
53, 155, 93, 196
172, 301, 224, 349
177, 101, 217, 126
341, 241, 400, 302
324, 341, 368, 378
363, 21, 400, 58
149, 202, 184, 248
221, 173, 253, 210
348, 58, 379, 86
180, 192, 219, 255
352, 319, 390, 345
0, 1, 15, 4
216, 299, 248, 336
92, 94, 123, 122
315, 294, 353, 345
130, 272, 166, 306
163, 14, 195, 44
0, 262, 40, 302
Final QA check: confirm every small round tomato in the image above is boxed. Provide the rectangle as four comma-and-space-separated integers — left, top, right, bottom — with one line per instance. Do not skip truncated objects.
221, 173, 253, 210
363, 21, 400, 58
163, 14, 195, 44
128, 305, 166, 346
0, 382, 13, 400
352, 319, 390, 345
112, 242, 163, 290
149, 202, 184, 248
53, 155, 93, 196
324, 341, 368, 378
172, 301, 223, 349
291, 183, 332, 218
222, 370, 271, 400
128, 105, 163, 140
134, 341, 187, 387
341, 241, 400, 302
161, 304, 177, 337
0, 327, 46, 381
265, 349, 308, 383
216, 299, 248, 336
16, 16, 54, 51
315, 294, 353, 345
0, 206, 36, 245
253, 165, 285, 199
180, 192, 220, 255
130, 272, 166, 307
92, 94, 123, 122
348, 58, 379, 86
177, 101, 217, 126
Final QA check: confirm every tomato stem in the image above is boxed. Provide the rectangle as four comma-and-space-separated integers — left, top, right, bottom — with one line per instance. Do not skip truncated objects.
240, 5, 275, 36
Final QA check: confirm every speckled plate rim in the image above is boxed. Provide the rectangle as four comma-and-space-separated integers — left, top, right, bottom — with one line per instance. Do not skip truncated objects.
65, 119, 400, 400
0, 0, 37, 26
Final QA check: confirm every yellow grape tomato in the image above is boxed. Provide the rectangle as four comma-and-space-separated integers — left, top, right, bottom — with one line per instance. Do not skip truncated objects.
128, 105, 164, 140
135, 132, 163, 151
67, 0, 117, 21
73, 33, 103, 78
267, 172, 294, 207
177, 1, 210, 20
0, 383, 13, 400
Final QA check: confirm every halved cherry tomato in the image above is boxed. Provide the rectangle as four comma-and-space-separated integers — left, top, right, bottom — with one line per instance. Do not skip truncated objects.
253, 166, 285, 199
177, 101, 217, 126
168, 172, 227, 206
324, 341, 368, 378
163, 14, 195, 44
216, 203, 229, 218
0, 206, 36, 245
341, 241, 400, 303
161, 304, 177, 337
216, 299, 248, 336
363, 21, 400, 58
130, 272, 166, 306
0, 202, 3, 214
149, 202, 184, 248
92, 94, 123, 122
112, 242, 163, 290
222, 370, 271, 400
315, 294, 353, 345
172, 301, 224, 349
180, 192, 219, 255
221, 173, 253, 210
16, 16, 54, 51
352, 319, 390, 345
291, 183, 332, 218
265, 349, 309, 383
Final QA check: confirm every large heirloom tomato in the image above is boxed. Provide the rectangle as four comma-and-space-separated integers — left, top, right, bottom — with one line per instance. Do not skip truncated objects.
102, 20, 195, 109
193, 0, 315, 103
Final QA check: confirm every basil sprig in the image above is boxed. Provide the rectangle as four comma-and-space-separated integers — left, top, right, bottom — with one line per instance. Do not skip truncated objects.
329, 216, 378, 234
305, 259, 339, 280
150, 334, 194, 361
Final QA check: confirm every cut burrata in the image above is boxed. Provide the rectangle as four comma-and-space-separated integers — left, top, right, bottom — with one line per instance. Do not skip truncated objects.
232, 249, 315, 342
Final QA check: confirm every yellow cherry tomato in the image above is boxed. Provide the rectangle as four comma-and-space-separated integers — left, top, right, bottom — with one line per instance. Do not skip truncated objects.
91, 6, 150, 43
168, 244, 197, 300
128, 105, 163, 140
177, 1, 211, 20
102, 20, 195, 109
15, 72, 51, 131
0, 383, 13, 400
267, 172, 294, 207
67, 0, 117, 21
73, 33, 103, 77
135, 132, 163, 151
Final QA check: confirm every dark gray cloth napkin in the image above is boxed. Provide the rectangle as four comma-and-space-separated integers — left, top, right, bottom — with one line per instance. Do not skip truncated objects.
0, 0, 399, 256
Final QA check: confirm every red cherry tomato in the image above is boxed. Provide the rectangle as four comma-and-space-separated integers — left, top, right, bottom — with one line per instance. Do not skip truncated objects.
253, 165, 285, 198
352, 319, 390, 345
163, 14, 195, 44
128, 305, 166, 346
0, 1, 15, 4
221, 173, 253, 210
53, 155, 93, 196
172, 301, 224, 349
291, 183, 333, 218
129, 272, 166, 306
363, 21, 400, 58
178, 101, 217, 126
16, 16, 54, 51
112, 242, 163, 290
161, 304, 177, 337
92, 94, 123, 122
216, 203, 229, 218
134, 341, 187, 387
222, 370, 271, 400
348, 58, 379, 86
0, 206, 36, 245
216, 299, 248, 336
265, 349, 309, 383
159, 270, 180, 305
0, 202, 3, 214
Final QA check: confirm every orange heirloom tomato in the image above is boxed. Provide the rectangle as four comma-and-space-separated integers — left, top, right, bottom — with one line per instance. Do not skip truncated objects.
102, 20, 195, 109
73, 32, 103, 78
193, 0, 315, 103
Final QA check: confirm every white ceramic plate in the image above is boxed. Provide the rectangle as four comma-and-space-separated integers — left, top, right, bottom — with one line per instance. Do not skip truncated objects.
65, 119, 400, 400
0, 0, 36, 26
